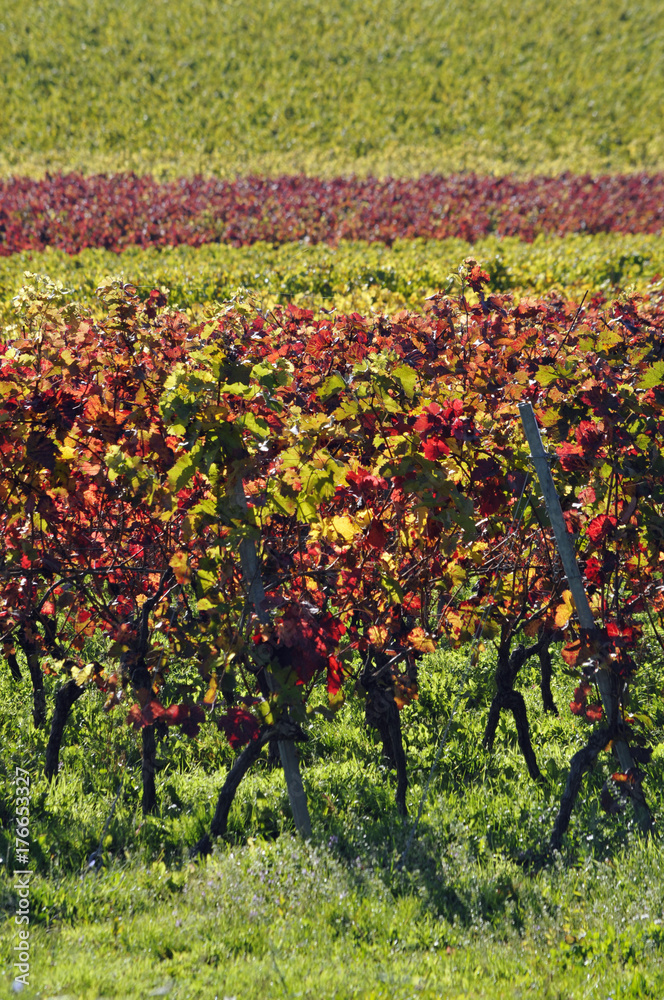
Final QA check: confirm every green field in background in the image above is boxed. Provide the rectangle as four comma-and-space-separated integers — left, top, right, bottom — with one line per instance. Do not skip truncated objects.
1, 0, 663, 179
2, 232, 662, 329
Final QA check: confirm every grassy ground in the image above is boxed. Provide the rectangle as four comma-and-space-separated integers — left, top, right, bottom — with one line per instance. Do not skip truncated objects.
2, 231, 663, 331
2, 642, 664, 998
1, 0, 663, 178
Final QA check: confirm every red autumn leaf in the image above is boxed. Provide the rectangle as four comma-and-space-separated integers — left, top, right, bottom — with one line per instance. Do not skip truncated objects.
450, 416, 476, 442
180, 717, 203, 737
583, 556, 604, 585
319, 613, 346, 645
366, 519, 389, 548
556, 441, 589, 472
584, 703, 603, 722
422, 437, 451, 460
576, 420, 605, 450
587, 514, 618, 545
560, 639, 597, 667
605, 621, 637, 646
326, 655, 347, 696
127, 704, 147, 730
217, 707, 261, 748
273, 605, 345, 684
413, 402, 436, 430
145, 288, 168, 320
346, 468, 388, 495
164, 703, 189, 725
142, 699, 167, 724
476, 480, 508, 515
5, 174, 664, 255
570, 680, 591, 717
165, 703, 205, 737
191, 704, 206, 723
465, 261, 490, 292
472, 457, 501, 480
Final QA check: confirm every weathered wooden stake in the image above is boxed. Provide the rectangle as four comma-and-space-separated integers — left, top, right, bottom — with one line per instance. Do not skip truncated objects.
232, 478, 312, 839
518, 402, 652, 841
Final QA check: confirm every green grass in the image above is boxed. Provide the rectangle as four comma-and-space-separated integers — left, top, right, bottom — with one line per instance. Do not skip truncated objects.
2, 642, 664, 997
3, 839, 664, 999
1, 0, 664, 178
2, 231, 664, 332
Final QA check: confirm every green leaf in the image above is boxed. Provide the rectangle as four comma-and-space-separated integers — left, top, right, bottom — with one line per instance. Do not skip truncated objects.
168, 452, 195, 491
241, 413, 271, 438
318, 374, 346, 400
381, 576, 404, 604
392, 364, 418, 398
534, 366, 559, 387
196, 597, 219, 611
637, 361, 664, 390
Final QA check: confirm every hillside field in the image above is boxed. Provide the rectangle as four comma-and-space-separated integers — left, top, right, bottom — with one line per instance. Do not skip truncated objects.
1, 0, 664, 179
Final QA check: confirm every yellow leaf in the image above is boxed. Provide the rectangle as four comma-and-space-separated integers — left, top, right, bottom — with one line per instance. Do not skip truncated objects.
554, 590, 575, 628
257, 699, 275, 726
368, 625, 389, 649
203, 674, 218, 705
443, 561, 467, 588
330, 515, 357, 543
71, 662, 95, 686
407, 627, 436, 654
169, 550, 191, 585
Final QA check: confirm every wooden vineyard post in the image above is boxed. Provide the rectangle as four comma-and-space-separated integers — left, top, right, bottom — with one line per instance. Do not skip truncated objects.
518, 403, 652, 843
232, 478, 313, 839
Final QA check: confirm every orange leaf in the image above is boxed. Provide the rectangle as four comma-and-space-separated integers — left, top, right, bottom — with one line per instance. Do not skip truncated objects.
407, 627, 436, 654
169, 550, 191, 585
368, 625, 389, 649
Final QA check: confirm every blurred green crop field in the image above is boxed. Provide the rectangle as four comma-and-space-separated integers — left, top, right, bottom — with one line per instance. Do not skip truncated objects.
1, 0, 663, 179
2, 231, 663, 331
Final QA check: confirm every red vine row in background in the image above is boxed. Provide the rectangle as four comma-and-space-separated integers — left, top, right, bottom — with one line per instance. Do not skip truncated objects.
1, 172, 664, 255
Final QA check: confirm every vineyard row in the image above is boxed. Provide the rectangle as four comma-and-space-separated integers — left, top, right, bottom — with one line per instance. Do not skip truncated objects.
2, 232, 664, 332
1, 172, 664, 256
3, 264, 664, 851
